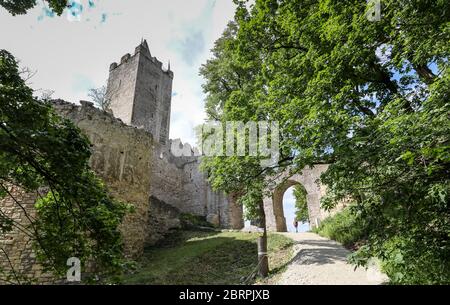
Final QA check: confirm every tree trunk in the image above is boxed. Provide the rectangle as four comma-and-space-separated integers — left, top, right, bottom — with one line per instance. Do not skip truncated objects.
257, 200, 269, 277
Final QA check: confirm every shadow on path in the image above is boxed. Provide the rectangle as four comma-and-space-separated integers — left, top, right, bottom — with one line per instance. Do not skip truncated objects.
289, 239, 350, 265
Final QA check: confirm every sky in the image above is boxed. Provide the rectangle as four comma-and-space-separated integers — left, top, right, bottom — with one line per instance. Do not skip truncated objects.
283, 187, 309, 233
0, 0, 237, 145
1, 0, 306, 230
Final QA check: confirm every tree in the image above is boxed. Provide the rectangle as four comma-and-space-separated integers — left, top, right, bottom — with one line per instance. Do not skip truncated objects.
39, 89, 55, 101
199, 18, 275, 276
0, 49, 130, 283
88, 85, 110, 112
293, 185, 308, 223
0, 0, 68, 16
200, 0, 449, 283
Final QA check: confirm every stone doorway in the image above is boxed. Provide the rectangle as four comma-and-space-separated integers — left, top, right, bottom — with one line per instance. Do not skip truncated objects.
279, 183, 309, 233
263, 165, 329, 232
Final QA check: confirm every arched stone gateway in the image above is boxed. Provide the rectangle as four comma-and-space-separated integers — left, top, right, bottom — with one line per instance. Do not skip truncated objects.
263, 164, 330, 232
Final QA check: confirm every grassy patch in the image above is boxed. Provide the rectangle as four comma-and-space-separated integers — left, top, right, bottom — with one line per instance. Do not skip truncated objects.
256, 233, 295, 284
121, 230, 293, 285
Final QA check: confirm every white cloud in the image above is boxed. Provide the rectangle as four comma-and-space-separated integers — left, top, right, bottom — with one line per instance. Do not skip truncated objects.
0, 0, 236, 146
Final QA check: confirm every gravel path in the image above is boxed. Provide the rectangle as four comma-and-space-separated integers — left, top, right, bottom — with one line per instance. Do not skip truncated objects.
276, 232, 388, 285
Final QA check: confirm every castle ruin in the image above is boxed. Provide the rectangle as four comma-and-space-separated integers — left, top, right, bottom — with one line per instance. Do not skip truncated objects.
0, 40, 243, 282
0, 40, 332, 283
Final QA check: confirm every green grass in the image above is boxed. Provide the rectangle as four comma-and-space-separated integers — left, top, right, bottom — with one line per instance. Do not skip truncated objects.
121, 230, 294, 285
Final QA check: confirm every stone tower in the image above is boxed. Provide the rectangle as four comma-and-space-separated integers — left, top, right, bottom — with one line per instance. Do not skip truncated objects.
106, 40, 173, 145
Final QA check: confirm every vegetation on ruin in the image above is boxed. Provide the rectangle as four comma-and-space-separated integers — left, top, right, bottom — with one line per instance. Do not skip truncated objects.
0, 50, 131, 283
88, 85, 110, 112
121, 230, 293, 285
200, 0, 449, 284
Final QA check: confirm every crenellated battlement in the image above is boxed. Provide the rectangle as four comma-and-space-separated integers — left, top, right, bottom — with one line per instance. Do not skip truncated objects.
109, 40, 173, 78
106, 39, 173, 146
170, 138, 201, 158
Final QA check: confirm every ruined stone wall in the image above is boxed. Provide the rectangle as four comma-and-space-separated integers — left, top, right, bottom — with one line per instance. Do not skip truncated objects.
56, 100, 235, 230
1, 100, 169, 282
147, 144, 185, 212
0, 186, 55, 283
0, 99, 237, 283
146, 196, 181, 245
150, 139, 239, 228
53, 100, 157, 258
226, 194, 244, 230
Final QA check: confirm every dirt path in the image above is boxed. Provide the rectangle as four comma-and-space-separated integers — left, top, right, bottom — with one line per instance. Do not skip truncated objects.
276, 232, 388, 285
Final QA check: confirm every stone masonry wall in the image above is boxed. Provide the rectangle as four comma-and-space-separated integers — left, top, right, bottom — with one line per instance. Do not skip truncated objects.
107, 40, 173, 146
0, 99, 236, 283
55, 100, 235, 231
263, 164, 331, 231
0, 186, 54, 283
52, 100, 156, 258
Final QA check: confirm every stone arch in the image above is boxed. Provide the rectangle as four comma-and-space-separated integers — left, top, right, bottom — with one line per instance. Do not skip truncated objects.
271, 179, 306, 232
263, 165, 329, 232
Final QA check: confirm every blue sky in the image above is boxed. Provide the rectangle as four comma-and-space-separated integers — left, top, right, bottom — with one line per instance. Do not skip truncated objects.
0, 0, 237, 145
283, 187, 310, 233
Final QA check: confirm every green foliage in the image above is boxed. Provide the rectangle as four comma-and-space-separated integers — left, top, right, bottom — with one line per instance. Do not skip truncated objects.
375, 236, 450, 285
313, 206, 367, 248
239, 181, 264, 220
201, 0, 450, 284
0, 0, 68, 16
316, 207, 450, 284
0, 49, 131, 282
293, 185, 308, 223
